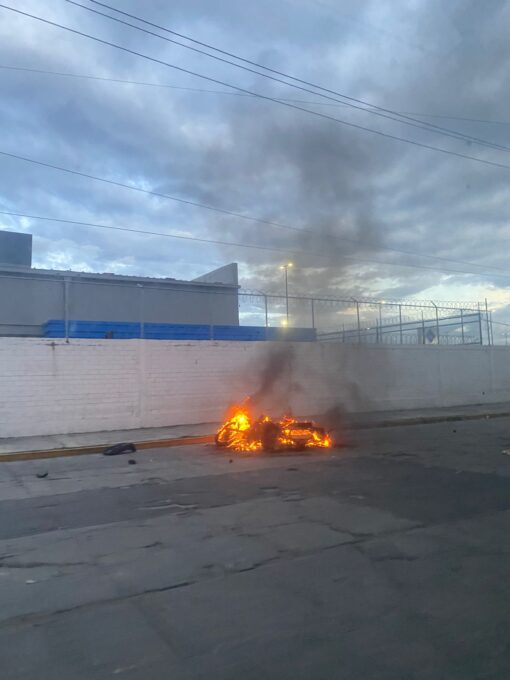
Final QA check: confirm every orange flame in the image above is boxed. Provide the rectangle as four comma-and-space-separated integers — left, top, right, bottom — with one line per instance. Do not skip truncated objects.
215, 401, 332, 452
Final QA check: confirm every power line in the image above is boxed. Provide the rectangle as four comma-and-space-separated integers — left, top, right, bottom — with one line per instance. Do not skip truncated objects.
5, 63, 510, 130
0, 63, 236, 92
0, 63, 361, 105
0, 209, 314, 256
399, 112, 510, 128
0, 63, 378, 108
0, 148, 305, 230
66, 0, 509, 153
2, 10, 510, 277
2, 148, 510, 276
2, 209, 510, 280
84, 0, 504, 151
4, 4, 510, 175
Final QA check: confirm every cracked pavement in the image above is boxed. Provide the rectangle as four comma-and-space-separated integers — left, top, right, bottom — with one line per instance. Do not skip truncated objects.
1, 417, 510, 679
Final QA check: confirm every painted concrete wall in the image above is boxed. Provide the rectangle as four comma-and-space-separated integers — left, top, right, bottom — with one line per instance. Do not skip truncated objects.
1, 338, 510, 439
0, 269, 239, 336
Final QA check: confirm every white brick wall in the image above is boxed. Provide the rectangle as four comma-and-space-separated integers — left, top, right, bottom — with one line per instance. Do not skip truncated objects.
0, 338, 140, 437
1, 338, 509, 438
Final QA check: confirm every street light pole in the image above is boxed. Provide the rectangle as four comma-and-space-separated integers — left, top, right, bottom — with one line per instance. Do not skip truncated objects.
284, 267, 289, 322
280, 262, 293, 325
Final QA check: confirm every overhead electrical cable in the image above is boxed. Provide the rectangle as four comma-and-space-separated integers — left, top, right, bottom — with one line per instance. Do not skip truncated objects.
82, 0, 506, 151
1, 149, 509, 275
65, 0, 509, 153
2, 4, 510, 173
4, 64, 510, 129
1, 6, 509, 277
2, 209, 510, 280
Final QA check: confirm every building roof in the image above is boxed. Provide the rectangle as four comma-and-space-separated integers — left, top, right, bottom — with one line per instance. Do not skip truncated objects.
0, 262, 239, 289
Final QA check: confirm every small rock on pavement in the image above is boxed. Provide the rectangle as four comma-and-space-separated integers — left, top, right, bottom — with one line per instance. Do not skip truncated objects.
36, 471, 48, 479
128, 459, 137, 465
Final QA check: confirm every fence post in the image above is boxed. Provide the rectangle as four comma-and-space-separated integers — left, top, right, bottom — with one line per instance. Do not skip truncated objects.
485, 299, 491, 346
431, 301, 440, 345
355, 301, 361, 344
311, 298, 315, 330
421, 311, 425, 344
460, 308, 465, 344
263, 294, 268, 328
138, 284, 144, 339
477, 304, 483, 345
63, 277, 70, 342
398, 304, 403, 345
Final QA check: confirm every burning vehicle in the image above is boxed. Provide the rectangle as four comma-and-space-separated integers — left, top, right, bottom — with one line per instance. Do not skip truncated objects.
215, 400, 332, 452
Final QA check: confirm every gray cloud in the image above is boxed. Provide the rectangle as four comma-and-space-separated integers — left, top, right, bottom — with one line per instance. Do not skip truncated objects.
1, 0, 510, 308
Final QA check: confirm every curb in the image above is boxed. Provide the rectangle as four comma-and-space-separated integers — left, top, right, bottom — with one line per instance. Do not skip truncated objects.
1, 409, 509, 463
0, 434, 214, 463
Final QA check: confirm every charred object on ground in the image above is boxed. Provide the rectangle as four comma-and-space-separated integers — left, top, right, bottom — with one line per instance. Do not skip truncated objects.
215, 403, 332, 453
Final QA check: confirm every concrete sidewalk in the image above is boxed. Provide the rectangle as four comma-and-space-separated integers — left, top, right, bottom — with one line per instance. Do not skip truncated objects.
0, 423, 216, 461
1, 401, 510, 460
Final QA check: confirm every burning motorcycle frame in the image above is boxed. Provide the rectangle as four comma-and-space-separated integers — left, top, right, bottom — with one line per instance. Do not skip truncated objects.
215, 402, 332, 453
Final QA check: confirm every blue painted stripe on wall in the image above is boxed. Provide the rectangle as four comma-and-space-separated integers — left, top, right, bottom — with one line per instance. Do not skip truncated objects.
43, 320, 316, 341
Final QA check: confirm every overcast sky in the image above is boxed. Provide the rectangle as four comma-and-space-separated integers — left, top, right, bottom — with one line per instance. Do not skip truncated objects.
1, 0, 510, 317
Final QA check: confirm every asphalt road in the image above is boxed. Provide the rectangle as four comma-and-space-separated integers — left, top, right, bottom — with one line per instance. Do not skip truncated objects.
1, 417, 510, 679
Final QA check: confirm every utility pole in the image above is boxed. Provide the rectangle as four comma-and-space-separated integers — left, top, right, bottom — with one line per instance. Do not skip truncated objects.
137, 284, 144, 338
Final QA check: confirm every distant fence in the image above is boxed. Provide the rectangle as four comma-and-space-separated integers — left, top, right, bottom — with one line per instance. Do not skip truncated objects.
317, 311, 483, 346
0, 265, 497, 346
239, 292, 494, 346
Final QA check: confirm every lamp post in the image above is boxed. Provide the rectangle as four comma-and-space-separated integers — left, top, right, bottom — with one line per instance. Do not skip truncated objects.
279, 262, 293, 324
